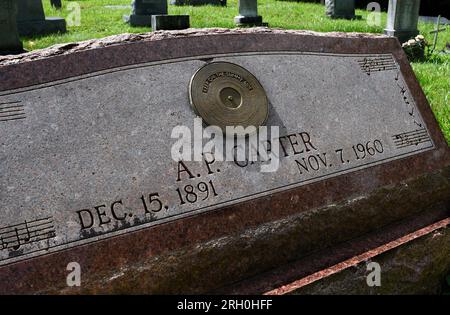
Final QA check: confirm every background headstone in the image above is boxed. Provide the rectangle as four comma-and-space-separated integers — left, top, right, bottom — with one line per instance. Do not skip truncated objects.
124, 0, 168, 27
0, 0, 23, 54
325, 0, 357, 19
385, 0, 421, 43
420, 15, 450, 25
170, 0, 226, 6
234, 0, 265, 26
17, 0, 66, 36
151, 14, 190, 31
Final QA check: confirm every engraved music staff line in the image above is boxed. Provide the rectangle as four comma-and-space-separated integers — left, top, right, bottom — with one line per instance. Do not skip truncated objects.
358, 56, 398, 75
0, 101, 26, 122
0, 217, 56, 251
392, 129, 431, 149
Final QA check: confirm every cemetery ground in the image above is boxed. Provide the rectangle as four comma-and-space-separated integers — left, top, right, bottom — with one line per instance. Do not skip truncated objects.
24, 0, 449, 144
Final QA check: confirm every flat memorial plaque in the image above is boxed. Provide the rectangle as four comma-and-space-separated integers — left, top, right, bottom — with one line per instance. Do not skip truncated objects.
0, 29, 448, 293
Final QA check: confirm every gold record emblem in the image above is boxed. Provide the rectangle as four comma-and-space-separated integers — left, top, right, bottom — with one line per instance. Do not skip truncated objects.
189, 62, 269, 135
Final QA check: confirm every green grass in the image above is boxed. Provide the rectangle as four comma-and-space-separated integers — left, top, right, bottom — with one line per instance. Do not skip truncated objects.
23, 0, 450, 143
413, 55, 450, 142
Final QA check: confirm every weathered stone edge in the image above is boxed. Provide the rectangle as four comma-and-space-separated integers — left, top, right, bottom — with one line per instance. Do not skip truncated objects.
0, 27, 390, 66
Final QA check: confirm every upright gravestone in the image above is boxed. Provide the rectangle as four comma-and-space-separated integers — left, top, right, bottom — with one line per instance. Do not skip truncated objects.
0, 0, 23, 54
124, 0, 168, 27
17, 0, 66, 36
0, 29, 449, 294
385, 0, 421, 43
234, 0, 265, 26
325, 0, 357, 19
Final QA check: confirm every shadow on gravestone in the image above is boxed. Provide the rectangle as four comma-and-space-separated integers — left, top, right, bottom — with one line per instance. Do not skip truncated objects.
124, 0, 168, 27
170, 0, 226, 6
17, 0, 66, 36
0, 0, 24, 55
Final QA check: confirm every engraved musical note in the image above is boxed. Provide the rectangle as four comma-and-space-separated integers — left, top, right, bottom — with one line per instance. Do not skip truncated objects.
358, 56, 397, 75
410, 137, 421, 146
392, 129, 431, 149
12, 228, 21, 250
23, 221, 31, 243
0, 217, 56, 252
395, 134, 406, 142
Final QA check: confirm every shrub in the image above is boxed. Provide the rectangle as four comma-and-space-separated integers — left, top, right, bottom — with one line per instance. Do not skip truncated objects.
402, 35, 427, 62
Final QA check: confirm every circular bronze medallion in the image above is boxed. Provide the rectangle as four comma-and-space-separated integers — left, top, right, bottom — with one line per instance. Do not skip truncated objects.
189, 62, 269, 136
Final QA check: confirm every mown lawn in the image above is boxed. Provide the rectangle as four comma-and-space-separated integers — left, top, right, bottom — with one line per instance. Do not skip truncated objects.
23, 0, 449, 143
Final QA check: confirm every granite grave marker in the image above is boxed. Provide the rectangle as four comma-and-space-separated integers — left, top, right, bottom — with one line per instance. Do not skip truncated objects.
0, 29, 449, 294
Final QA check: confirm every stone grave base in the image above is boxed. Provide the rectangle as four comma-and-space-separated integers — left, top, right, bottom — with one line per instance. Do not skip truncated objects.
290, 222, 450, 295
234, 16, 267, 27
152, 15, 190, 31
223, 198, 450, 294
18, 17, 66, 37
385, 29, 420, 44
